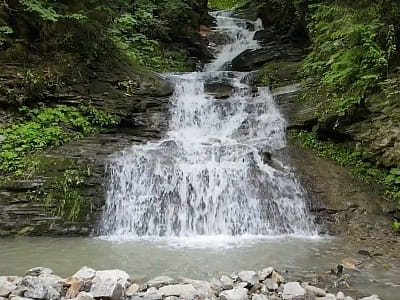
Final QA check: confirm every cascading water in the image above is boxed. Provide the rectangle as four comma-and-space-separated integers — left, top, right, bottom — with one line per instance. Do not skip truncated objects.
101, 11, 317, 240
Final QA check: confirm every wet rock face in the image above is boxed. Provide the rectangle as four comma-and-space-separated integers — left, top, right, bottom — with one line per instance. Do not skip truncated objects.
0, 266, 381, 300
230, 45, 306, 72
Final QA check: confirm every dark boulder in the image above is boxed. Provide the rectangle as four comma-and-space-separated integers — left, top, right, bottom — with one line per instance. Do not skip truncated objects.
230, 44, 305, 72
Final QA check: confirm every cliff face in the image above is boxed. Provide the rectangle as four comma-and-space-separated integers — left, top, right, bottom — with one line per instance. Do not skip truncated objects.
0, 0, 212, 236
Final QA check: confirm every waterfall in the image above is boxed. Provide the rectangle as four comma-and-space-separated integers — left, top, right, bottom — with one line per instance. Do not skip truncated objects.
101, 11, 317, 239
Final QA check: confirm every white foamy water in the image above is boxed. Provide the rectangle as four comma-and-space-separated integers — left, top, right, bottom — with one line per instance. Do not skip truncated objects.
101, 11, 317, 245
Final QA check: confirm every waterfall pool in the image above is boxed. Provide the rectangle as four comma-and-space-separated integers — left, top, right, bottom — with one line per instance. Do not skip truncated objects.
0, 236, 399, 299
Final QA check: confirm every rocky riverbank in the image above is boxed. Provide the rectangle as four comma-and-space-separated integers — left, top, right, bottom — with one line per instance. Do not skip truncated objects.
0, 266, 382, 300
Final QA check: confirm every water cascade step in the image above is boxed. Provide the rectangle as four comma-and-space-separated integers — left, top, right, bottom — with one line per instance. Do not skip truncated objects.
101, 11, 317, 239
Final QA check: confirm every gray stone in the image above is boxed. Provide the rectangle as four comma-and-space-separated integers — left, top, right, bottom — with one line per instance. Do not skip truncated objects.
252, 295, 269, 300
264, 279, 278, 291
147, 276, 174, 288
344, 297, 354, 300
72, 267, 96, 281
158, 284, 198, 298
336, 291, 345, 300
238, 271, 258, 286
89, 270, 130, 300
0, 135, 5, 143
0, 278, 17, 297
301, 283, 326, 297
180, 278, 212, 296
258, 267, 274, 281
282, 282, 305, 300
21, 276, 62, 300
90, 283, 122, 300
25, 268, 54, 277
10, 297, 34, 300
360, 296, 381, 300
220, 287, 248, 300
220, 275, 234, 289
76, 292, 95, 300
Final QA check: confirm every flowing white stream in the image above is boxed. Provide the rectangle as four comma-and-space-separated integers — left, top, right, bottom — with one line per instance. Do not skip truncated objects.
101, 11, 317, 242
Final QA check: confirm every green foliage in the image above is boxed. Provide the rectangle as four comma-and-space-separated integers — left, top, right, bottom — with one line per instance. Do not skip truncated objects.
208, 0, 248, 10
111, 8, 192, 71
292, 131, 400, 203
19, 0, 61, 22
0, 105, 117, 173
393, 220, 400, 232
301, 3, 390, 117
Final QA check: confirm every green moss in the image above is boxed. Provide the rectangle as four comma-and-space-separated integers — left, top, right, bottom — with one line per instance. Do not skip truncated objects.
28, 162, 92, 222
291, 130, 400, 203
258, 60, 301, 88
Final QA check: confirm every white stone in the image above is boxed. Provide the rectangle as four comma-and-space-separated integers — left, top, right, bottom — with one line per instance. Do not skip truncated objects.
252, 295, 269, 300
220, 275, 234, 289
92, 269, 131, 287
344, 297, 354, 300
126, 284, 140, 297
89, 270, 130, 300
258, 267, 274, 281
336, 291, 345, 300
220, 287, 248, 300
72, 267, 96, 281
10, 297, 34, 300
360, 296, 381, 300
147, 276, 174, 287
76, 292, 95, 300
282, 282, 305, 300
158, 284, 198, 298
238, 271, 258, 286
180, 278, 211, 296
0, 278, 17, 297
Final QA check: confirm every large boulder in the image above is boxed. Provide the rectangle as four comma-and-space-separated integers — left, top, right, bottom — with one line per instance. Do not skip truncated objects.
89, 270, 131, 300
20, 276, 62, 300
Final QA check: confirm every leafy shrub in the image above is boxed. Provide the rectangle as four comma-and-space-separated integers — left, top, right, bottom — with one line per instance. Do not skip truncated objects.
0, 105, 117, 173
208, 0, 248, 10
301, 3, 391, 117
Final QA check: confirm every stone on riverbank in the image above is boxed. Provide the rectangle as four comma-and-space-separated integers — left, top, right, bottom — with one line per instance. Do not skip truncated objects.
282, 282, 305, 300
0, 267, 383, 300
220, 287, 248, 300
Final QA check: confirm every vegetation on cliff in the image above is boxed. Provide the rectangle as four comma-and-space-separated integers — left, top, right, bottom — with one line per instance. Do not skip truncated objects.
0, 0, 210, 223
